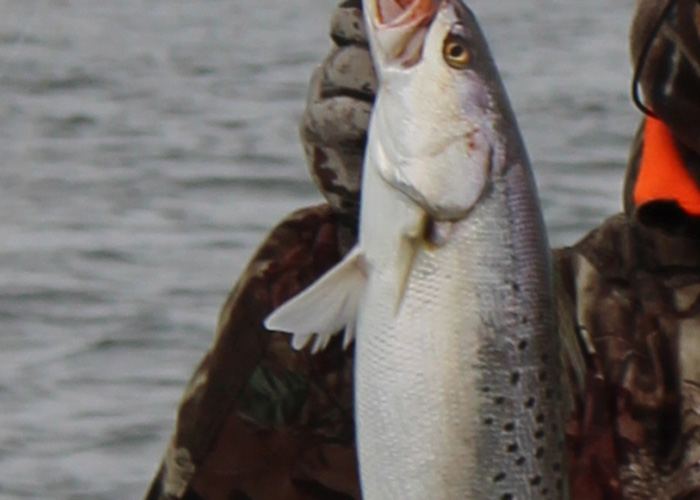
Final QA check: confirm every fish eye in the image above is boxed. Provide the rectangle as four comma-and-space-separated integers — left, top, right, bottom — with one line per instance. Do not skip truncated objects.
443, 34, 470, 69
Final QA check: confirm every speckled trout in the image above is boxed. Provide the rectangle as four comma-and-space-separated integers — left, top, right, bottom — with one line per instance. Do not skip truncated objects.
266, 0, 569, 498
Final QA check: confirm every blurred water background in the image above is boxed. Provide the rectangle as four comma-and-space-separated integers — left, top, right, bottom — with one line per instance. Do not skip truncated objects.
0, 0, 637, 498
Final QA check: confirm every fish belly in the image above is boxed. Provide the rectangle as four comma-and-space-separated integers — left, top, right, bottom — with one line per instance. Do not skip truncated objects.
355, 175, 567, 499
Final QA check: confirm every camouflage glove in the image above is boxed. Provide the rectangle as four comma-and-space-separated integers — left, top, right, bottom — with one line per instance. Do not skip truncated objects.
301, 0, 377, 215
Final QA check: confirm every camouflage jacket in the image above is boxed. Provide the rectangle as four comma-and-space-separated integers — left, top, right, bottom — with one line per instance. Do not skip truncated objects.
145, 205, 360, 500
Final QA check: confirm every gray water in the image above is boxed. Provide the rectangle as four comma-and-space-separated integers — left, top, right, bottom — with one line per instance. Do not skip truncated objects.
0, 0, 637, 498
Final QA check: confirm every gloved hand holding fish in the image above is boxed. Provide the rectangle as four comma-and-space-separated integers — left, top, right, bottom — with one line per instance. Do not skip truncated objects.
266, 0, 569, 498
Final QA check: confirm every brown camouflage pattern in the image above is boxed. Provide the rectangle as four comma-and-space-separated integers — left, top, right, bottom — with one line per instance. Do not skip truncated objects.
631, 0, 700, 155
144, 206, 359, 500
559, 212, 700, 499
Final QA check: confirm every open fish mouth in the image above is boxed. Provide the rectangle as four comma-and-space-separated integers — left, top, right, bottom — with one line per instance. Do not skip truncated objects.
365, 0, 442, 66
373, 0, 441, 27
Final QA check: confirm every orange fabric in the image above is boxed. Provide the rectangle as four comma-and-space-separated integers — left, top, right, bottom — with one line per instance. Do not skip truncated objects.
634, 116, 700, 216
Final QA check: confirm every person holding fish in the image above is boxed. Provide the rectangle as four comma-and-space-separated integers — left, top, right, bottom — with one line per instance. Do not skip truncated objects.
144, 0, 700, 499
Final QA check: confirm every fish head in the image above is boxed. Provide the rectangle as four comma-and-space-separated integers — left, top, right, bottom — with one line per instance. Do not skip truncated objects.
364, 0, 491, 72
364, 0, 517, 221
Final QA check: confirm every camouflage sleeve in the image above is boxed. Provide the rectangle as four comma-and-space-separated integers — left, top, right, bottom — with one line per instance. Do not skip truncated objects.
144, 205, 359, 500
558, 214, 700, 498
553, 246, 622, 500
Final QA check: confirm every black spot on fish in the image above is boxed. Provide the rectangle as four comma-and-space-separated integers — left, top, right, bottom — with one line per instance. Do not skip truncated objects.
482, 386, 491, 393
507, 443, 518, 453
536, 413, 545, 423
510, 281, 520, 292
504, 422, 515, 432
536, 447, 545, 459
516, 457, 526, 466
494, 396, 506, 405
520, 315, 529, 324
493, 472, 506, 483
525, 397, 535, 409
542, 488, 550, 496
484, 417, 494, 426
538, 371, 548, 382
552, 462, 561, 472
518, 340, 528, 351
501, 494, 513, 500
510, 372, 520, 385
530, 476, 542, 486
535, 429, 545, 439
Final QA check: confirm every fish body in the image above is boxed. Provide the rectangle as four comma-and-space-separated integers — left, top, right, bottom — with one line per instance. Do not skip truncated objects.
266, 0, 568, 498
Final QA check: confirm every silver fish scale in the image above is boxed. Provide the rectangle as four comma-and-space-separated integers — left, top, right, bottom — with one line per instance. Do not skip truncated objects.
355, 163, 568, 499
475, 170, 567, 500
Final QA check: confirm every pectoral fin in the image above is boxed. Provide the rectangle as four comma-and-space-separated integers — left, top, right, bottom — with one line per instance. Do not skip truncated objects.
264, 246, 367, 353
